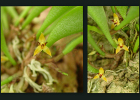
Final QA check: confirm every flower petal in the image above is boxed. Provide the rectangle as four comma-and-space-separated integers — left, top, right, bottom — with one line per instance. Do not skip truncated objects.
118, 38, 124, 45
113, 13, 120, 24
116, 46, 121, 54
33, 46, 42, 56
43, 46, 52, 57
111, 23, 115, 29
39, 33, 46, 44
123, 45, 129, 51
113, 13, 118, 18
93, 74, 99, 79
99, 67, 104, 75
102, 75, 107, 82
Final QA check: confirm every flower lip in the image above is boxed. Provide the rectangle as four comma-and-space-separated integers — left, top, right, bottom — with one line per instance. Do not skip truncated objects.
41, 44, 44, 49
99, 73, 103, 78
119, 44, 123, 48
33, 33, 52, 57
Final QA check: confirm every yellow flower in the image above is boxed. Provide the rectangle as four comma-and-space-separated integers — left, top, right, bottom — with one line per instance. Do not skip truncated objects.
33, 33, 52, 57
111, 13, 120, 29
93, 67, 107, 82
116, 38, 129, 54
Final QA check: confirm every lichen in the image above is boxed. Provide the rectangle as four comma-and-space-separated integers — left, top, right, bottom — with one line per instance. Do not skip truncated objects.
88, 52, 139, 93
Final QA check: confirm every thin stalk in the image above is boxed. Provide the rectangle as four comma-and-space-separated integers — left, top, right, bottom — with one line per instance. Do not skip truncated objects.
135, 24, 139, 31
1, 71, 22, 86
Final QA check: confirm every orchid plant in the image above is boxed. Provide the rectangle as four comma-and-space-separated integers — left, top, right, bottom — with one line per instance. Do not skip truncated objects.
1, 6, 83, 93
88, 6, 139, 84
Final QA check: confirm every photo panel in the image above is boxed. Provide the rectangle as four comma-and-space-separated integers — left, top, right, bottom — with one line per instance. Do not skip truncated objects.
1, 6, 83, 93
87, 6, 139, 93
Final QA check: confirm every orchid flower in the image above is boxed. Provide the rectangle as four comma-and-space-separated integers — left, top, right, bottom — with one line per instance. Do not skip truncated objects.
111, 13, 120, 29
33, 33, 52, 57
93, 67, 107, 82
116, 38, 129, 54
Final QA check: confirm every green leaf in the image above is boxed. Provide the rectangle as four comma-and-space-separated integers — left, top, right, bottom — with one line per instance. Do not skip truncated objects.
88, 31, 105, 56
114, 6, 139, 30
36, 6, 75, 39
88, 6, 117, 49
5, 6, 18, 19
1, 7, 9, 31
133, 36, 139, 53
1, 25, 16, 65
111, 6, 116, 13
46, 6, 83, 47
88, 63, 99, 73
62, 35, 83, 55
88, 25, 103, 35
21, 6, 49, 29
136, 24, 139, 31
15, 6, 32, 26
116, 6, 128, 19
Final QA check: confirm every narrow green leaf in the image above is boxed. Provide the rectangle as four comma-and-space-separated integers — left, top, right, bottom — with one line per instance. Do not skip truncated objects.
46, 6, 83, 47
111, 6, 116, 13
88, 6, 117, 49
5, 6, 18, 19
1, 25, 16, 65
88, 31, 105, 56
43, 18, 59, 36
116, 6, 128, 19
1, 7, 9, 31
36, 6, 75, 39
88, 25, 103, 35
15, 6, 32, 26
88, 63, 99, 73
114, 6, 139, 30
63, 35, 83, 55
21, 6, 49, 29
1, 76, 13, 86
133, 36, 139, 53
136, 24, 139, 31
